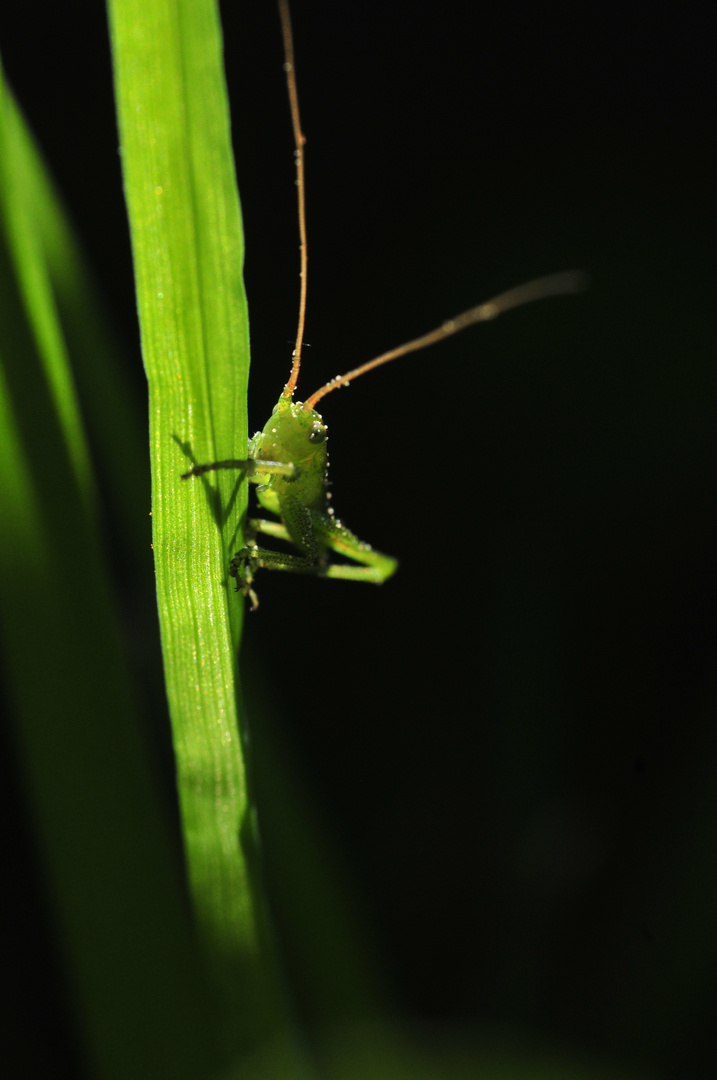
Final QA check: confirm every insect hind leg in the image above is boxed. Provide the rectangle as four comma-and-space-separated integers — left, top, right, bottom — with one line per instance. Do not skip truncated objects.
312, 512, 398, 583
230, 511, 397, 609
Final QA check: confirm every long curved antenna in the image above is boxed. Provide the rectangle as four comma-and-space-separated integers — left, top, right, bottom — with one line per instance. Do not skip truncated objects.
278, 0, 308, 399
303, 270, 588, 410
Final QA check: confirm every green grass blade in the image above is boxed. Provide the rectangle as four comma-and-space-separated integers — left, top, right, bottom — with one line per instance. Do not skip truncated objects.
0, 61, 220, 1080
6, 86, 151, 555
107, 0, 283, 1049
0, 85, 92, 501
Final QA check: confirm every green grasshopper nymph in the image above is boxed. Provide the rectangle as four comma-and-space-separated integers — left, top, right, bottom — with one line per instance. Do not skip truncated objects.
182, 0, 586, 610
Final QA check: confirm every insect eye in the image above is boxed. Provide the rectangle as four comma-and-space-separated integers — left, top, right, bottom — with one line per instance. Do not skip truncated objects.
308, 424, 327, 444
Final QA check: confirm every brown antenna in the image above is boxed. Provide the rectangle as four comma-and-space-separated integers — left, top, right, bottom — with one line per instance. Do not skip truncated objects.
303, 271, 588, 410
278, 0, 307, 398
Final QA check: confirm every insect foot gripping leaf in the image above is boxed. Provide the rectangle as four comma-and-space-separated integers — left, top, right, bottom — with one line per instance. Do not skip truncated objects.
181, 0, 586, 609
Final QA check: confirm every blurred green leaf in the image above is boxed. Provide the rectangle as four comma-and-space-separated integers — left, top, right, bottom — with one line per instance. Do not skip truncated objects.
0, 60, 218, 1080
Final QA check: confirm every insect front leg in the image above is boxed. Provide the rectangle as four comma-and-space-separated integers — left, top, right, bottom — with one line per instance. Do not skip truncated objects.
181, 458, 300, 481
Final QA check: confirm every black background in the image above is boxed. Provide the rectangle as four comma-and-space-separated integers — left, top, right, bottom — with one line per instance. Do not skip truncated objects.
2, 1, 716, 1076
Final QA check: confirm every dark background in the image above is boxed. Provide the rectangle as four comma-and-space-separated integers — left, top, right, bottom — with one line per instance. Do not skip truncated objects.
2, 1, 716, 1076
